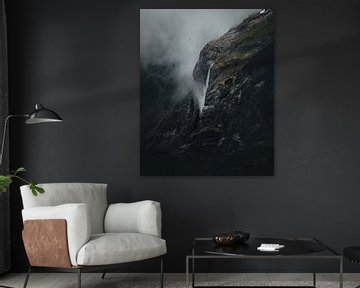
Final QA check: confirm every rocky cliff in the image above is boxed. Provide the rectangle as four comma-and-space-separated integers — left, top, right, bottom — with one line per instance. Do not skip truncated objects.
141, 10, 274, 175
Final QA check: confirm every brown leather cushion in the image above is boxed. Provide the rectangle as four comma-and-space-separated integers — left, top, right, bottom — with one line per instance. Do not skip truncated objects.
23, 219, 72, 268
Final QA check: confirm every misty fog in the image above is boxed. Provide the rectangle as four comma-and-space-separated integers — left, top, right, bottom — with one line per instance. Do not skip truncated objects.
140, 9, 259, 107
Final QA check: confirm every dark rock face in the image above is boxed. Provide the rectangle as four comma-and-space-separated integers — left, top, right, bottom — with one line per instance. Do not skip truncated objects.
141, 10, 274, 176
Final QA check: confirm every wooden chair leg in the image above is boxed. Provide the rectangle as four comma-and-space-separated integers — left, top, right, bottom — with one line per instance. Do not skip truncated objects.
22, 266, 31, 288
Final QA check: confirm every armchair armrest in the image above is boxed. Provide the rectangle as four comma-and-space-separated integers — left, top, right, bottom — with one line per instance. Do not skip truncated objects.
104, 200, 162, 237
22, 203, 91, 266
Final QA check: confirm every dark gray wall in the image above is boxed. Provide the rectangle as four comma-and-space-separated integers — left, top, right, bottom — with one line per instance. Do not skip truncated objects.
5, 0, 360, 272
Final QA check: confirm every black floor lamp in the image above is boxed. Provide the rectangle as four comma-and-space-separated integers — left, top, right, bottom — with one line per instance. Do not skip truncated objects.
0, 103, 63, 167
0, 103, 62, 288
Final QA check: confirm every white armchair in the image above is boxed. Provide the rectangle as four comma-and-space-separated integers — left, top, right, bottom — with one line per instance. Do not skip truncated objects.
20, 183, 166, 288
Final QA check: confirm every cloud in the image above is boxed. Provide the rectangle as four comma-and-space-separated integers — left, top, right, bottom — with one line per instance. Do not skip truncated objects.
140, 9, 259, 106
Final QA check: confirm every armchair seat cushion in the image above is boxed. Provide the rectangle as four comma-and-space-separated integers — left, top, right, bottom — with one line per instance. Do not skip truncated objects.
76, 233, 167, 266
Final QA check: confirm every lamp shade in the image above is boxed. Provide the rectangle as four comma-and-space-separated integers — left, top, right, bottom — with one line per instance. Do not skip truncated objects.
25, 104, 63, 124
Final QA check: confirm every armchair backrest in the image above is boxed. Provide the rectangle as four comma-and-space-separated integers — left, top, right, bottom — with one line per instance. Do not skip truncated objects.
20, 183, 108, 234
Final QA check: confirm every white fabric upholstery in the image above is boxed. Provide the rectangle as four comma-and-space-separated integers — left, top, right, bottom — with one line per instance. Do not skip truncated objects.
104, 201, 162, 237
20, 183, 107, 234
76, 233, 166, 266
22, 204, 91, 266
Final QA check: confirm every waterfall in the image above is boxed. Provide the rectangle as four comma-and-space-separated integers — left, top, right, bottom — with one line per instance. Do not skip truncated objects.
199, 63, 214, 114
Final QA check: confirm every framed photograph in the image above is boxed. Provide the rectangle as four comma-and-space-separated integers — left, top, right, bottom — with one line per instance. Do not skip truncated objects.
140, 9, 274, 176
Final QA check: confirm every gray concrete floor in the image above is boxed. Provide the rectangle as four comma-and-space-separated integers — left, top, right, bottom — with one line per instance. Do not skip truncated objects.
0, 273, 359, 288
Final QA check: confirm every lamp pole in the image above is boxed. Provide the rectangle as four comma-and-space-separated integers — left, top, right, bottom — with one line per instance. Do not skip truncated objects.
0, 114, 28, 168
